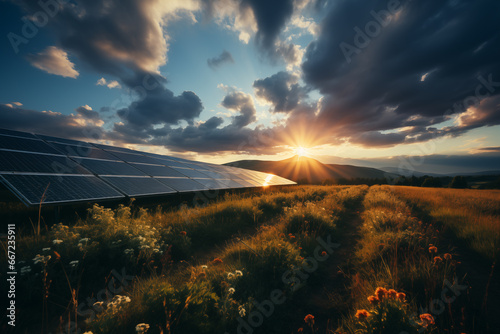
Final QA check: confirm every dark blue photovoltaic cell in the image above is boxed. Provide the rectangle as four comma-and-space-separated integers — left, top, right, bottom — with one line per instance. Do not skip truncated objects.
37, 134, 94, 147
130, 163, 188, 177
0, 135, 61, 154
100, 176, 176, 196
172, 167, 211, 179
0, 128, 37, 139
78, 159, 146, 176
49, 142, 119, 160
155, 177, 208, 192
0, 174, 124, 205
192, 178, 230, 190
0, 150, 91, 174
104, 151, 166, 165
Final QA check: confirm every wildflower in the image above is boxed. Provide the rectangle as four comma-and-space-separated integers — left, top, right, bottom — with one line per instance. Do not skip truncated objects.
33, 254, 51, 265
290, 235, 296, 239
434, 256, 443, 265
304, 314, 314, 326
321, 251, 327, 257
227, 272, 235, 280
297, 328, 304, 333
53, 239, 63, 245
124, 249, 134, 255
79, 238, 90, 243
444, 253, 452, 261
235, 270, 243, 277
355, 309, 371, 321
212, 258, 223, 265
387, 289, 397, 299
397, 292, 406, 302
42, 247, 51, 252
180, 231, 187, 236
375, 287, 387, 300
419, 313, 435, 327
83, 332, 93, 334
69, 260, 79, 268
429, 246, 438, 253
228, 287, 235, 295
201, 265, 208, 269
20, 266, 31, 275
367, 295, 379, 305
135, 323, 150, 334
238, 305, 246, 317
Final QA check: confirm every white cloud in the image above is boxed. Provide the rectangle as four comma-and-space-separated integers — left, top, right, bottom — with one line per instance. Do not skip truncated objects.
26, 46, 79, 78
96, 77, 121, 89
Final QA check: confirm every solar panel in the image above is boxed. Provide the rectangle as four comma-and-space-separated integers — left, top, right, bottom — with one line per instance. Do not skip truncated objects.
100, 176, 176, 197
0, 128, 296, 206
78, 159, 147, 176
129, 163, 188, 178
0, 174, 124, 205
0, 134, 61, 155
155, 177, 208, 192
0, 150, 90, 175
49, 142, 119, 160
0, 128, 37, 139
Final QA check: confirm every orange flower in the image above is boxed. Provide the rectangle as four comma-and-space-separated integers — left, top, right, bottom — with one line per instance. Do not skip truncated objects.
419, 313, 435, 326
212, 258, 223, 265
179, 231, 187, 236
375, 287, 387, 300
297, 328, 303, 333
367, 295, 379, 305
387, 289, 397, 299
321, 251, 327, 257
304, 314, 315, 326
444, 253, 452, 261
434, 256, 443, 265
396, 292, 406, 302
290, 235, 296, 239
355, 309, 371, 320
429, 246, 438, 253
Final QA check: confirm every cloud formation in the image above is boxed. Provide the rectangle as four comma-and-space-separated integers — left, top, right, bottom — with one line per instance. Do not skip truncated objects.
26, 46, 79, 78
253, 71, 306, 112
301, 0, 500, 147
96, 77, 121, 89
207, 50, 235, 69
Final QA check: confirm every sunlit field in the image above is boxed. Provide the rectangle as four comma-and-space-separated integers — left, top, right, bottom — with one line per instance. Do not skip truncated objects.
2, 185, 500, 334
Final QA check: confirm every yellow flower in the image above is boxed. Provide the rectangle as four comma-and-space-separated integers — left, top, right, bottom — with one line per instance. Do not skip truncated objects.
375, 287, 387, 300
367, 295, 379, 305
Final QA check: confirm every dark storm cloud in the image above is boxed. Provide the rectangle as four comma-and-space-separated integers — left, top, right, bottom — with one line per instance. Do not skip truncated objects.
75, 105, 100, 120
240, 0, 294, 50
221, 90, 257, 128
253, 71, 307, 112
301, 0, 500, 147
12, 0, 204, 130
0, 104, 104, 140
207, 50, 235, 69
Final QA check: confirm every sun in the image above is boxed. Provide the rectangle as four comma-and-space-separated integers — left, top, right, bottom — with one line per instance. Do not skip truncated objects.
295, 146, 309, 157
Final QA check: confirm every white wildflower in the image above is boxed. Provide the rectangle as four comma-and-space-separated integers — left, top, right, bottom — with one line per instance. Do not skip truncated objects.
235, 270, 243, 277
79, 238, 90, 243
93, 301, 104, 312
228, 287, 235, 295
227, 272, 235, 280
124, 249, 134, 255
42, 247, 51, 252
201, 265, 208, 269
69, 260, 79, 268
135, 323, 150, 333
20, 266, 31, 275
53, 239, 63, 245
33, 254, 51, 264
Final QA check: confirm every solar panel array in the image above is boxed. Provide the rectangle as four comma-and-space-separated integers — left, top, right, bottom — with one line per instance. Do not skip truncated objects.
0, 128, 295, 206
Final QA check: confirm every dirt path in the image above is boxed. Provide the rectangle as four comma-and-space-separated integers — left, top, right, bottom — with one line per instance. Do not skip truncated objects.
286, 198, 366, 333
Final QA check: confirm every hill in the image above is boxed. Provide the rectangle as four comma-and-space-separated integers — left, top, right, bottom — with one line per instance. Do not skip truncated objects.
225, 155, 397, 183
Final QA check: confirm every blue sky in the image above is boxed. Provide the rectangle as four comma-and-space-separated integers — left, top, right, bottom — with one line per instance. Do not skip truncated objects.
1, 0, 499, 173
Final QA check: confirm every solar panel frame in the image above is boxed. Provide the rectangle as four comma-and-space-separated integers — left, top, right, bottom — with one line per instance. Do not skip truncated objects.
0, 150, 92, 175
0, 135, 62, 155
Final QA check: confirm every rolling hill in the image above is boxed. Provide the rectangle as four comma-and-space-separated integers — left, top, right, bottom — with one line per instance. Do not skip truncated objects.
225, 155, 397, 183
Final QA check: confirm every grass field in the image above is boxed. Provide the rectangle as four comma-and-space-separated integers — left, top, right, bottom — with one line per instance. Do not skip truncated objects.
2, 185, 499, 333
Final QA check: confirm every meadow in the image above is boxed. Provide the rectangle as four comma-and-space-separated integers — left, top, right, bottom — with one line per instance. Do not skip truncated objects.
1, 185, 499, 333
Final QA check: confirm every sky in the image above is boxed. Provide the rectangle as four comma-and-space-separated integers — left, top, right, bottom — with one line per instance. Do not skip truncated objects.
0, 0, 499, 174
